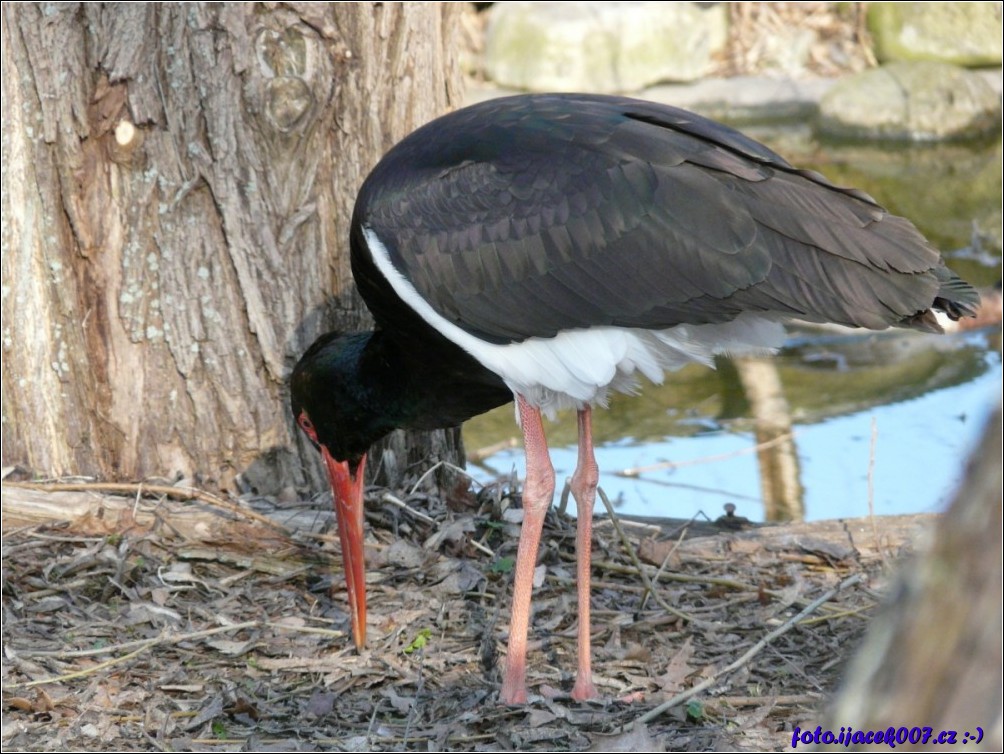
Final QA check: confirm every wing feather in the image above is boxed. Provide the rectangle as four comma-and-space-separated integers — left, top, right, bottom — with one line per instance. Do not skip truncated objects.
355, 94, 972, 343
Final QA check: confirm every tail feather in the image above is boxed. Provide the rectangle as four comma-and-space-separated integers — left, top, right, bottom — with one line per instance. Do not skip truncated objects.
901, 267, 982, 333
933, 267, 982, 320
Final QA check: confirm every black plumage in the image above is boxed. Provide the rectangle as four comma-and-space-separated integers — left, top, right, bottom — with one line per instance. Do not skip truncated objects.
352, 94, 976, 346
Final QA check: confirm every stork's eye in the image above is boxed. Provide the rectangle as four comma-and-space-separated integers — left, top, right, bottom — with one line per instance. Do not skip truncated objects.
297, 411, 318, 441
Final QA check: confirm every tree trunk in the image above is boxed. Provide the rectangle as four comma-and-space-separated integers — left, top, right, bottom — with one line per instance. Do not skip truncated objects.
2, 3, 466, 495
822, 402, 1002, 751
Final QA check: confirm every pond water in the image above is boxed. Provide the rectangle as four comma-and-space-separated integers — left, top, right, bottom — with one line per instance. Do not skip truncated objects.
462, 129, 1002, 523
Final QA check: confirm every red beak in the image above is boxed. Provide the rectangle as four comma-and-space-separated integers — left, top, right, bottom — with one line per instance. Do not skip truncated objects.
320, 447, 368, 650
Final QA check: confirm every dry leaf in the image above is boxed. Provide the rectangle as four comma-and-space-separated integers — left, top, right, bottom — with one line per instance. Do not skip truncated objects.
384, 539, 429, 569
381, 686, 415, 714
126, 602, 182, 626
304, 691, 336, 719
424, 518, 475, 550
528, 709, 557, 727
431, 560, 484, 595
5, 697, 33, 713
205, 638, 255, 656
654, 636, 695, 694
589, 721, 665, 752
533, 563, 547, 588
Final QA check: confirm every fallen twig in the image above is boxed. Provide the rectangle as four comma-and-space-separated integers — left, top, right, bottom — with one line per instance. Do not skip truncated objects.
380, 491, 437, 525
408, 460, 481, 496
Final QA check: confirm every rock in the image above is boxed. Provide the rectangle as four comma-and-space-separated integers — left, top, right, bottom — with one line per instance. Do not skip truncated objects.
868, 2, 1003, 67
484, 1, 728, 93
817, 61, 1001, 141
645, 76, 835, 124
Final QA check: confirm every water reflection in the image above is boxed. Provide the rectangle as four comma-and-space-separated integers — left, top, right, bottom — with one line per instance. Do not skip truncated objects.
465, 330, 999, 523
733, 355, 803, 522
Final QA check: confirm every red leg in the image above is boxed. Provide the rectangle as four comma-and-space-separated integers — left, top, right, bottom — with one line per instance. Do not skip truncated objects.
500, 395, 555, 705
570, 406, 599, 701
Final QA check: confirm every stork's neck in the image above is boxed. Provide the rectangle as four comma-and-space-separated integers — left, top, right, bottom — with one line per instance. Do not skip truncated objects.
347, 328, 514, 444
367, 328, 512, 431
291, 327, 511, 464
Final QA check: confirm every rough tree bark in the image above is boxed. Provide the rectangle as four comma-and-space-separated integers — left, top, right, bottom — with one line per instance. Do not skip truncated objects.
2, 3, 466, 494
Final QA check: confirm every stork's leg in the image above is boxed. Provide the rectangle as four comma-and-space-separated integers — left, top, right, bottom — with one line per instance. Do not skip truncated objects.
570, 406, 599, 701
500, 395, 555, 705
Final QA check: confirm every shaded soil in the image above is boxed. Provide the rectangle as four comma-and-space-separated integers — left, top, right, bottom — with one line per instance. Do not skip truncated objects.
2, 478, 924, 751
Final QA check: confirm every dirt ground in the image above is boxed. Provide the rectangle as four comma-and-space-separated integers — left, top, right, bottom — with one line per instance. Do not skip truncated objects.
1, 475, 926, 752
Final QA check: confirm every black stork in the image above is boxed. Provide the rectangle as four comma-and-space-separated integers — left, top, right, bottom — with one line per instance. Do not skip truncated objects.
290, 93, 979, 705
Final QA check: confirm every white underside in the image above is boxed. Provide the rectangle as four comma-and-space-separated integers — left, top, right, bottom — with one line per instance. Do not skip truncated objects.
365, 228, 786, 418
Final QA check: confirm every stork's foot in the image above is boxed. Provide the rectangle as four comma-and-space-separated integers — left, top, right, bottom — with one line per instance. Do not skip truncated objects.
500, 669, 529, 705
571, 675, 598, 702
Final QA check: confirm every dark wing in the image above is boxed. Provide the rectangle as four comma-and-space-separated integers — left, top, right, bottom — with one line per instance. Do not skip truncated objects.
355, 94, 976, 344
